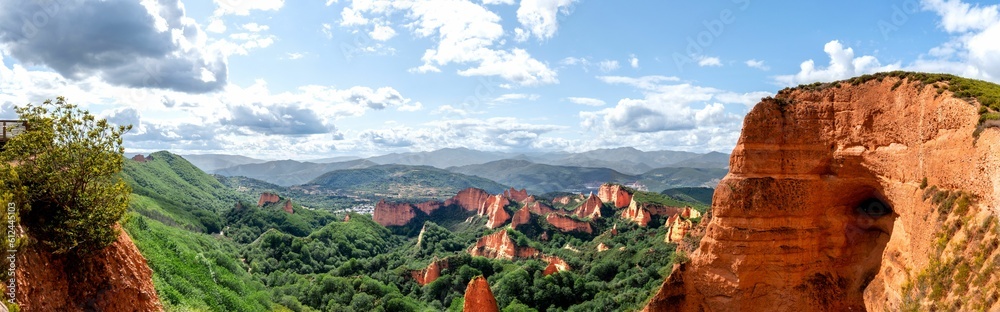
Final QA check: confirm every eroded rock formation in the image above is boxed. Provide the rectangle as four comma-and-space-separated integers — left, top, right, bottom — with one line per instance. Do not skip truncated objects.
645, 74, 1000, 311
598, 183, 633, 208
463, 276, 499, 312
542, 256, 570, 276
503, 188, 530, 203
663, 214, 692, 244
257, 192, 280, 207
282, 200, 294, 214
373, 199, 418, 227
6, 226, 162, 311
622, 199, 652, 227
545, 214, 593, 234
483, 195, 511, 229
131, 154, 148, 163
511, 207, 531, 230
411, 258, 448, 286
574, 193, 603, 219
468, 229, 540, 260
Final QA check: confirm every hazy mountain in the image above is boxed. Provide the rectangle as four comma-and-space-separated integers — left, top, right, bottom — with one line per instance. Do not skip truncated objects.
307, 156, 363, 163
448, 159, 726, 194
179, 154, 268, 172
661, 187, 716, 205
365, 147, 517, 168
301, 164, 509, 198
213, 159, 377, 186
670, 151, 731, 169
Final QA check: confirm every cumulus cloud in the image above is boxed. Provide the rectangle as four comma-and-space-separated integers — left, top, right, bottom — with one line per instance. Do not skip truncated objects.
213, 0, 285, 16
598, 60, 620, 72
341, 0, 559, 86
516, 0, 578, 40
221, 103, 332, 135
494, 93, 541, 103
774, 40, 900, 86
745, 59, 769, 71
629, 54, 639, 68
566, 97, 605, 106
697, 56, 722, 67
918, 0, 1000, 81
356, 118, 565, 151
370, 24, 396, 41
0, 0, 227, 93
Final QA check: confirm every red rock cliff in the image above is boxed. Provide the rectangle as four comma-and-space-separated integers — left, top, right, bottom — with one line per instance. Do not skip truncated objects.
503, 188, 530, 203
411, 258, 448, 286
7, 225, 162, 311
468, 229, 540, 260
257, 192, 280, 206
446, 188, 493, 212
511, 207, 531, 230
282, 200, 294, 214
598, 183, 633, 208
373, 199, 417, 227
463, 276, 499, 312
621, 199, 652, 227
545, 214, 593, 234
574, 193, 603, 219
645, 75, 1000, 311
483, 195, 511, 229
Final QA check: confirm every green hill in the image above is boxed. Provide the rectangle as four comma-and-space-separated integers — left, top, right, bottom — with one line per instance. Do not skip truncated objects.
661, 187, 716, 205
302, 164, 509, 198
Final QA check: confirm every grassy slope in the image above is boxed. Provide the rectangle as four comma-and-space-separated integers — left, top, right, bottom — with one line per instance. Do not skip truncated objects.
305, 164, 510, 196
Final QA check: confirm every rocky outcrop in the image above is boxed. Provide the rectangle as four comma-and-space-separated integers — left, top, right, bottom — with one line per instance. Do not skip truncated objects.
553, 194, 584, 206
641, 203, 687, 218
343, 214, 351, 222
7, 225, 162, 311
542, 256, 570, 276
282, 200, 294, 214
621, 199, 652, 226
483, 195, 511, 229
574, 193, 603, 219
525, 201, 556, 216
511, 207, 531, 230
373, 199, 417, 227
463, 276, 499, 312
598, 183, 633, 208
445, 188, 493, 212
545, 214, 593, 234
503, 188, 530, 203
411, 258, 448, 286
680, 207, 700, 219
468, 230, 541, 260
257, 192, 280, 207
597, 243, 609, 252
645, 74, 1000, 311
663, 214, 692, 243
131, 154, 148, 162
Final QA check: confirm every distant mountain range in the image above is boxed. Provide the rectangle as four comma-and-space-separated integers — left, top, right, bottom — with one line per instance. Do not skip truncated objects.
187, 147, 730, 191
296, 164, 509, 198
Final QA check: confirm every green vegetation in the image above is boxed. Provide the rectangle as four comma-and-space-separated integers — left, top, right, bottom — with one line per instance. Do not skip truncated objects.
122, 151, 243, 233
0, 97, 132, 255
660, 187, 715, 205
223, 200, 336, 244
305, 164, 510, 199
123, 212, 272, 311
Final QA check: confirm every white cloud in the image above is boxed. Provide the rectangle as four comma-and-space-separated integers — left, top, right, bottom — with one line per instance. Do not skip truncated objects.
321, 23, 334, 39
483, 0, 515, 4
398, 102, 424, 112
697, 56, 722, 67
629, 54, 639, 68
516, 0, 578, 40
599, 60, 620, 72
370, 24, 397, 41
213, 0, 285, 16
922, 0, 998, 33
494, 93, 541, 102
567, 97, 606, 106
286, 53, 305, 60
207, 19, 227, 33
343, 0, 559, 86
745, 59, 770, 71
597, 75, 680, 90
242, 23, 270, 32
774, 40, 900, 86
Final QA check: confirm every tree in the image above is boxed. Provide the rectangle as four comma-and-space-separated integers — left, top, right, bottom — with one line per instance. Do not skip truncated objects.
0, 97, 132, 255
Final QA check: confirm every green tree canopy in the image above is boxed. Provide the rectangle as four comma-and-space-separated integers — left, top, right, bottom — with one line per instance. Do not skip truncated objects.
0, 97, 132, 255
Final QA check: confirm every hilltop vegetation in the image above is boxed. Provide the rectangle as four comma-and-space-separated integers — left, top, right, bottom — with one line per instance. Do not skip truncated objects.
301, 164, 509, 199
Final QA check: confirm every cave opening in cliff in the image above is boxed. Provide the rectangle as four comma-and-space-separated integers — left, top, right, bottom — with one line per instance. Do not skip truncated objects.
846, 194, 897, 299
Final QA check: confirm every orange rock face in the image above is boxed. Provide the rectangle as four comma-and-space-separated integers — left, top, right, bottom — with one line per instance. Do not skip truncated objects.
503, 188, 530, 203
411, 258, 448, 286
545, 214, 593, 234
598, 183, 633, 208
446, 188, 493, 212
483, 195, 511, 229
8, 226, 162, 311
621, 199, 652, 227
282, 200, 294, 214
553, 194, 584, 205
542, 256, 570, 276
131, 154, 148, 162
463, 276, 499, 312
525, 201, 556, 215
597, 242, 609, 252
468, 229, 540, 260
574, 193, 603, 219
511, 207, 531, 230
645, 76, 1000, 311
257, 192, 280, 206
373, 199, 417, 227
663, 214, 692, 243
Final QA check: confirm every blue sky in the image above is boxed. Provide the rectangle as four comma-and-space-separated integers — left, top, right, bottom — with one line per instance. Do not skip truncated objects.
1, 0, 998, 159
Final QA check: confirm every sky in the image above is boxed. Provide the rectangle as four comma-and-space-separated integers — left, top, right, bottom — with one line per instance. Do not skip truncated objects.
0, 0, 998, 160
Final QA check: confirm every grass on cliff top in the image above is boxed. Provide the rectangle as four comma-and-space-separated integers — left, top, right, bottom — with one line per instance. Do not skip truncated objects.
780, 71, 1000, 135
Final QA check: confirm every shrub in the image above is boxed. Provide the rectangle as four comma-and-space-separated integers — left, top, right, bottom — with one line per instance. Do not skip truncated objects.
0, 97, 132, 255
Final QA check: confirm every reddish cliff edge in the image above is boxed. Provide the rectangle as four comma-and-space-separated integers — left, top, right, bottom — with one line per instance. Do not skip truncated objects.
5, 225, 162, 311
463, 276, 499, 312
644, 76, 1000, 311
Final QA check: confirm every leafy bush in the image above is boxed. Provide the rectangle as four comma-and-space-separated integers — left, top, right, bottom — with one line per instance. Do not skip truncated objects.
0, 97, 131, 255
